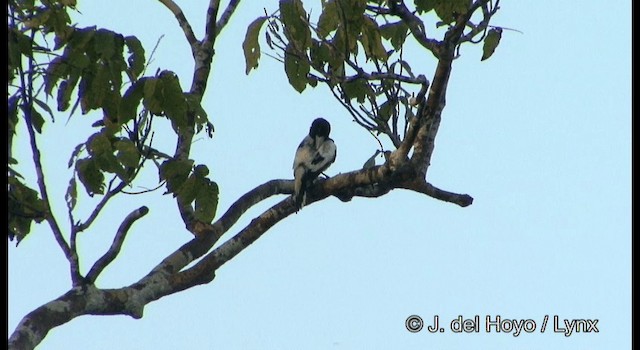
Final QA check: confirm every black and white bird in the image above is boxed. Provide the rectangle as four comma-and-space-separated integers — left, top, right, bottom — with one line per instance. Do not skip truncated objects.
292, 118, 337, 210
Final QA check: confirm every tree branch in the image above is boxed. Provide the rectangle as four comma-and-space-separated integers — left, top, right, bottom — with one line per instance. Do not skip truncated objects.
18, 29, 81, 285
400, 180, 473, 207
85, 206, 150, 284
388, 1, 440, 56
409, 0, 490, 177
75, 180, 127, 232
157, 0, 199, 53
215, 0, 241, 37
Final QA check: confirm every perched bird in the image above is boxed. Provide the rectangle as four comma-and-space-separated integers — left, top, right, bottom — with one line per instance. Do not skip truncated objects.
292, 118, 337, 210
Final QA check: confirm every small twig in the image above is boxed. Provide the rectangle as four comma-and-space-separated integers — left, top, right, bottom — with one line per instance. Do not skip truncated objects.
75, 180, 127, 232
121, 181, 165, 195
85, 206, 150, 283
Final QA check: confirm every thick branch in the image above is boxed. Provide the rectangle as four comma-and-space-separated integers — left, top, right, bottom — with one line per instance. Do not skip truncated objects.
85, 206, 150, 284
145, 180, 292, 278
410, 1, 490, 177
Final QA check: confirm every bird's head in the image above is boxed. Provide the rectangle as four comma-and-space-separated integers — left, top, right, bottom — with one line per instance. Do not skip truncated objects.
309, 118, 331, 138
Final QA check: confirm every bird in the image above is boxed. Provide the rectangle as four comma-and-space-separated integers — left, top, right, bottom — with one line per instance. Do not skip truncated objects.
292, 118, 337, 211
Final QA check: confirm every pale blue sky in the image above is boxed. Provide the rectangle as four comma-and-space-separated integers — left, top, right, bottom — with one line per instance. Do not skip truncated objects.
8, 1, 631, 349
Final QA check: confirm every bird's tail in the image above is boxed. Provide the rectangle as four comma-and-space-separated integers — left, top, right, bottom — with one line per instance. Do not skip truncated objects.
293, 167, 306, 211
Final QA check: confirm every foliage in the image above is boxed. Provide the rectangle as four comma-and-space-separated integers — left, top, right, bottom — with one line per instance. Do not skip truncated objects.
8, 0, 218, 244
245, 0, 503, 153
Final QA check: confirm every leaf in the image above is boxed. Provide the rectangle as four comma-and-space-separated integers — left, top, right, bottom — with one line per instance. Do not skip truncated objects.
317, 0, 339, 38
481, 28, 503, 61
378, 100, 396, 122
414, 0, 435, 14
56, 73, 80, 111
33, 98, 56, 122
185, 93, 210, 132
68, 143, 85, 168
342, 78, 370, 103
380, 22, 409, 51
142, 77, 163, 115
76, 158, 105, 196
433, 0, 471, 24
361, 17, 388, 62
362, 150, 381, 169
8, 177, 47, 244
66, 177, 77, 211
159, 72, 188, 128
94, 29, 116, 59
243, 16, 268, 75
280, 0, 312, 51
159, 159, 194, 194
44, 56, 67, 96
115, 139, 140, 168
284, 47, 309, 93
124, 35, 145, 79
194, 180, 219, 223
30, 107, 45, 133
118, 78, 145, 124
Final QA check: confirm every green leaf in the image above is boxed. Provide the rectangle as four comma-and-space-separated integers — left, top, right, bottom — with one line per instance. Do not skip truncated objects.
342, 78, 371, 103
33, 98, 56, 122
56, 73, 80, 111
185, 93, 210, 133
195, 180, 219, 223
159, 72, 188, 128
94, 29, 116, 59
8, 177, 47, 244
284, 47, 309, 93
414, 0, 435, 14
317, 0, 339, 38
30, 107, 45, 133
118, 78, 145, 124
159, 159, 194, 194
68, 143, 85, 168
124, 35, 145, 79
380, 22, 409, 51
280, 0, 312, 51
481, 27, 502, 61
44, 57, 68, 96
66, 177, 77, 211
361, 17, 388, 62
115, 139, 140, 168
87, 132, 112, 156
76, 158, 105, 196
433, 0, 470, 24
338, 0, 366, 22
378, 100, 396, 122
177, 176, 198, 205
143, 77, 163, 115
243, 16, 268, 75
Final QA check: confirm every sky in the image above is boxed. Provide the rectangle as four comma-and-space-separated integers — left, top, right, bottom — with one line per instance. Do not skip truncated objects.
8, 1, 631, 349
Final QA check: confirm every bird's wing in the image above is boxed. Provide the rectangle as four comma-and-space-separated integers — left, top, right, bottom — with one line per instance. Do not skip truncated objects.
293, 135, 314, 170
308, 138, 336, 174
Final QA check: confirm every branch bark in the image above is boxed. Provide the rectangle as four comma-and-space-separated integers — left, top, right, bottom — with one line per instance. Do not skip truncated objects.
9, 2, 501, 349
